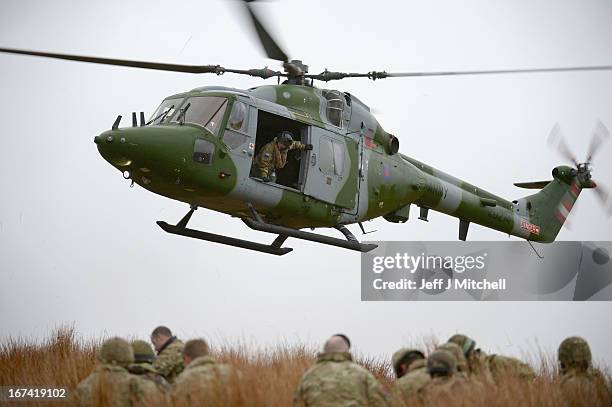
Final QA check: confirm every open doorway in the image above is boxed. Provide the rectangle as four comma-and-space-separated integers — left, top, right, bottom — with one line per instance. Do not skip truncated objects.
250, 110, 310, 189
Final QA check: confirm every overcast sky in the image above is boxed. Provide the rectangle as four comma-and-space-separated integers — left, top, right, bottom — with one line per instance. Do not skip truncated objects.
1, 0, 611, 368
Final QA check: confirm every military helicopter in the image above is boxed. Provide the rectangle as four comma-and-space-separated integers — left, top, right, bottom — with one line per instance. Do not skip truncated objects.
2, 1, 611, 256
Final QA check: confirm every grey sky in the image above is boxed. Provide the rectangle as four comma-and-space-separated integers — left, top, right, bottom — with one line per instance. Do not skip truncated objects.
1, 0, 611, 368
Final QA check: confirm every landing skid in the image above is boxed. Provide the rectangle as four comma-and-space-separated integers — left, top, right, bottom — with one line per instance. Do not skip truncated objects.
157, 206, 292, 256
156, 205, 378, 255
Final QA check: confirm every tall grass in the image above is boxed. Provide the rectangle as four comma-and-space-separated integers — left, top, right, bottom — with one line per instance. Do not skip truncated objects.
1, 327, 610, 406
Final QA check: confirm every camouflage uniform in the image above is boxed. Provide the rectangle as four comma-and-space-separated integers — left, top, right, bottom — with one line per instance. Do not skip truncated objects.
172, 355, 240, 404
420, 349, 468, 401
486, 354, 536, 381
253, 139, 307, 178
421, 375, 468, 400
128, 340, 170, 391
293, 352, 387, 407
448, 334, 492, 381
389, 358, 430, 407
437, 343, 469, 377
73, 338, 160, 407
558, 336, 612, 396
152, 336, 184, 383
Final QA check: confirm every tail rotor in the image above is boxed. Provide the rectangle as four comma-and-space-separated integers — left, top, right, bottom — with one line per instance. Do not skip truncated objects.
547, 121, 611, 217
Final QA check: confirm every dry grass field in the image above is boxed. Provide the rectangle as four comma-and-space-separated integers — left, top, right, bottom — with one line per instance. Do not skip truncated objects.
1, 327, 610, 406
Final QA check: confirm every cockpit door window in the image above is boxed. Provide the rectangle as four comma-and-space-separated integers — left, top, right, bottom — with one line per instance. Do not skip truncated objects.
227, 101, 249, 134
223, 101, 251, 150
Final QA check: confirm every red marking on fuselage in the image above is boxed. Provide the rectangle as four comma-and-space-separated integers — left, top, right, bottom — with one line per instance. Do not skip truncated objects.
570, 183, 581, 197
555, 210, 566, 224
520, 219, 541, 235
364, 137, 378, 149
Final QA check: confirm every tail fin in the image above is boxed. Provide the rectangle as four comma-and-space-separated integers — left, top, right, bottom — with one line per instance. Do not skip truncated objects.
515, 166, 590, 242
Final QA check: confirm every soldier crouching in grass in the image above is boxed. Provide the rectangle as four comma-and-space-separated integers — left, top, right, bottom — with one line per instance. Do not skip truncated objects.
419, 349, 468, 403
172, 338, 242, 405
558, 336, 612, 399
448, 333, 535, 383
150, 326, 184, 384
389, 348, 430, 407
128, 340, 170, 391
73, 337, 162, 407
293, 334, 387, 407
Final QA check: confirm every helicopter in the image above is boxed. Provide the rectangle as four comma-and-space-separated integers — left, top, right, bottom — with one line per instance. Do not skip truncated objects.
1, 1, 611, 256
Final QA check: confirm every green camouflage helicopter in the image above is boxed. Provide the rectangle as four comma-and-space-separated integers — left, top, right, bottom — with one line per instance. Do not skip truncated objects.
2, 1, 611, 256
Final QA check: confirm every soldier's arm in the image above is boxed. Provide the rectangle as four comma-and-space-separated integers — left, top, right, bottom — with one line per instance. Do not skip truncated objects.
289, 141, 303, 151
365, 373, 389, 406
289, 141, 312, 151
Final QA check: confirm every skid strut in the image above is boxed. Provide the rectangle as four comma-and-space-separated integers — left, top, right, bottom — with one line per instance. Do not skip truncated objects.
156, 206, 293, 256
243, 204, 378, 253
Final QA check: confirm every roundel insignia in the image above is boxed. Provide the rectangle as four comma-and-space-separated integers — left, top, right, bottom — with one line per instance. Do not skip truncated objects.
383, 164, 391, 182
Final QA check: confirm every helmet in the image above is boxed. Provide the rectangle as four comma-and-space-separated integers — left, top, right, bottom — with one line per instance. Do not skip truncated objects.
277, 131, 294, 144
558, 337, 591, 371
392, 348, 425, 377
438, 342, 468, 372
448, 334, 476, 357
131, 340, 155, 364
98, 337, 134, 366
427, 349, 457, 376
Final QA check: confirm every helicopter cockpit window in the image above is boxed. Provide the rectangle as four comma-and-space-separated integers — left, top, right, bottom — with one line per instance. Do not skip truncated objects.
148, 98, 182, 125
172, 96, 228, 135
223, 101, 250, 150
323, 90, 345, 128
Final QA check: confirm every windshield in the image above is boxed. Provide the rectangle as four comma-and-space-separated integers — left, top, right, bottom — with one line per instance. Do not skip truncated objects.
171, 96, 228, 135
148, 98, 183, 125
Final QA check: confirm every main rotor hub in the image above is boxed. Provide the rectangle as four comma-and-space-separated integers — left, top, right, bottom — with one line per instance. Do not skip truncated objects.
283, 59, 310, 85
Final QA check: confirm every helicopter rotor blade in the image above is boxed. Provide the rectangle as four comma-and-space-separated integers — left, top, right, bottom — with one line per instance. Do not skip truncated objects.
307, 65, 612, 82
586, 120, 610, 162
0, 47, 222, 73
0, 47, 284, 79
547, 123, 579, 166
240, 1, 289, 63
593, 184, 612, 217
381, 65, 612, 78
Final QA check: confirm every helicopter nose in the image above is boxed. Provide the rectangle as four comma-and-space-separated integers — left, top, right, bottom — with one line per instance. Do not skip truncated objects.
95, 129, 133, 168
95, 125, 200, 176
